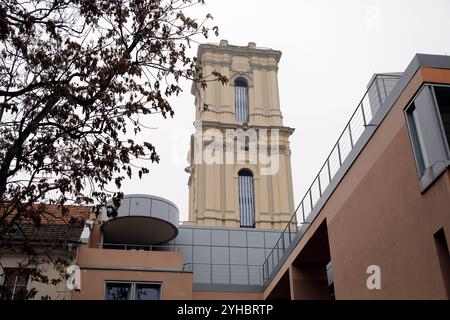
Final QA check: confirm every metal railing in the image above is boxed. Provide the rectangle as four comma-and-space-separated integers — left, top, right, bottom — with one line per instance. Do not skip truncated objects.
262, 74, 402, 284
98, 242, 183, 251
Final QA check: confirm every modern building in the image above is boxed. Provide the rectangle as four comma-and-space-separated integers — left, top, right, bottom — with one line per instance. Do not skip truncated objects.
68, 192, 284, 300
263, 53, 450, 300
2, 42, 450, 300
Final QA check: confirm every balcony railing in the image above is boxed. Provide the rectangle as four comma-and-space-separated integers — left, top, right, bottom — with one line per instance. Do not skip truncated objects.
261, 74, 402, 284
98, 242, 183, 251
183, 263, 264, 286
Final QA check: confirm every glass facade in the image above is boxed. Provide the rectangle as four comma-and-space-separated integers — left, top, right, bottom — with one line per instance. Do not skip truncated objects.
405, 85, 450, 182
105, 282, 160, 300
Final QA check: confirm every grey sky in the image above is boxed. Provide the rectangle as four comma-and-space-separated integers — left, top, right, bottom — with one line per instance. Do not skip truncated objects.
119, 0, 450, 221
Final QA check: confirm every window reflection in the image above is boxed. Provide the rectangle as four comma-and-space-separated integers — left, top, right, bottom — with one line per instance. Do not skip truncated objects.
135, 284, 159, 300
104, 282, 160, 300
105, 283, 131, 300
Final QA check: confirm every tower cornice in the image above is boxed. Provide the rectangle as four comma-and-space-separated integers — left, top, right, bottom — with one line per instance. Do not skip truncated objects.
194, 120, 295, 135
197, 43, 282, 63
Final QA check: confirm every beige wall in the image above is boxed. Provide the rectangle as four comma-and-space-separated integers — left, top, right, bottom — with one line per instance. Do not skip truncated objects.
264, 67, 450, 299
0, 254, 71, 300
186, 42, 295, 229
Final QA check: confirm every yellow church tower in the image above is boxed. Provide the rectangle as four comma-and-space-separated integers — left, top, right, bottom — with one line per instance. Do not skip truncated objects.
185, 40, 295, 229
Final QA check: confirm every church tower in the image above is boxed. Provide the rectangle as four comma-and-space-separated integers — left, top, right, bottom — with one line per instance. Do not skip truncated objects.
185, 41, 295, 229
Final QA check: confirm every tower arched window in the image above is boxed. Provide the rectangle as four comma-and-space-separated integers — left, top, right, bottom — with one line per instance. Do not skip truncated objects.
235, 78, 249, 123
238, 169, 255, 228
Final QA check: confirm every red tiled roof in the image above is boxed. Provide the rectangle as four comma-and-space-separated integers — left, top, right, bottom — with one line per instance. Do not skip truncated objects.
1, 223, 86, 242
31, 204, 93, 225
3, 204, 93, 225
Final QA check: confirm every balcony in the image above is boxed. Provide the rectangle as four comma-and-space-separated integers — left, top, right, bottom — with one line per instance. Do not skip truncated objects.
100, 194, 179, 246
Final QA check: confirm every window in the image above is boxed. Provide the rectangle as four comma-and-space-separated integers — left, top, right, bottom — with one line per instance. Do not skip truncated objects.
105, 282, 161, 300
405, 85, 450, 190
0, 268, 30, 300
238, 169, 255, 228
434, 86, 450, 150
407, 103, 430, 175
235, 78, 249, 123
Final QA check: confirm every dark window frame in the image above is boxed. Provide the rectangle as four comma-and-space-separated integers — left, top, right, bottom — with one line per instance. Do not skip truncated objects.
238, 168, 256, 228
104, 281, 161, 300
0, 267, 30, 300
404, 83, 450, 191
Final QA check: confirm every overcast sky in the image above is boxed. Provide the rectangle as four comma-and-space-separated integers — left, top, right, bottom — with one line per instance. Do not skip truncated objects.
120, 0, 450, 221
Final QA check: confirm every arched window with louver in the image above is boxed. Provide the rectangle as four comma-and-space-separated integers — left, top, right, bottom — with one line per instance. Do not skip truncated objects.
238, 169, 255, 228
235, 78, 249, 123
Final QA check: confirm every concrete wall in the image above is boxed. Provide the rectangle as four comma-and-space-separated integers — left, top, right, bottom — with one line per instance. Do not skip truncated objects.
72, 245, 192, 300
72, 269, 192, 300
76, 245, 185, 269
